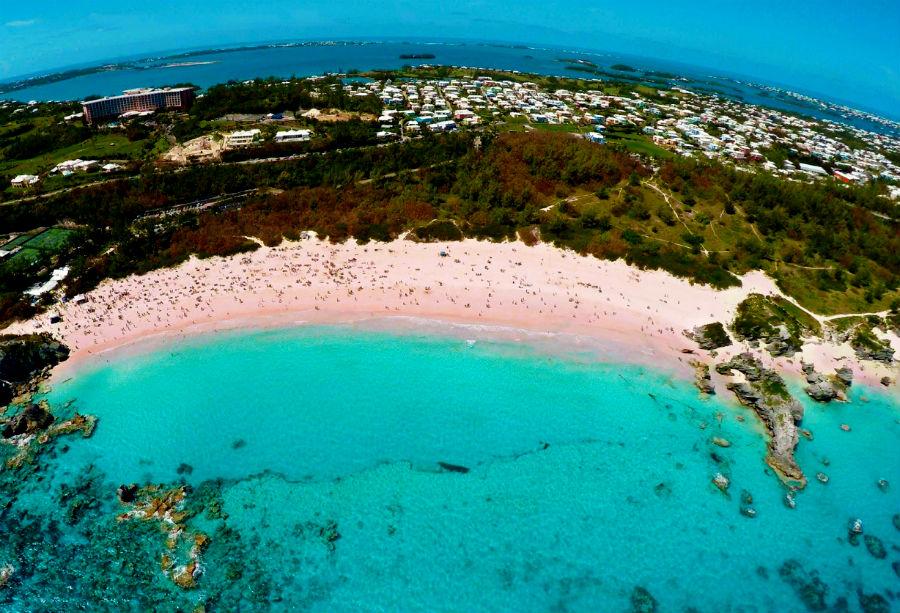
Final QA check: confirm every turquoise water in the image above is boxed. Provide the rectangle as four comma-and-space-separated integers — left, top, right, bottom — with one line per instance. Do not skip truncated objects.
2, 324, 899, 612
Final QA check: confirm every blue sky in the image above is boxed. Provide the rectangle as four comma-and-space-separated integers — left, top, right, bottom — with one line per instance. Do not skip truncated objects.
1, 0, 898, 115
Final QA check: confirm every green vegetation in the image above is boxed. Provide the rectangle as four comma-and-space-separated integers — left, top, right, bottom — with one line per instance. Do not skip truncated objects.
732, 293, 821, 352
413, 220, 463, 242
701, 322, 731, 348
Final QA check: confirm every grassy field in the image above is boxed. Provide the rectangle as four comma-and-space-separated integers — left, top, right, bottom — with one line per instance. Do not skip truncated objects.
605, 130, 675, 159
0, 227, 76, 274
24, 227, 75, 251
0, 133, 147, 176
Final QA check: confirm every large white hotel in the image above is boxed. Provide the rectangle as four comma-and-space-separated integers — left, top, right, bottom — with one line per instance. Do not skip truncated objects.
81, 87, 195, 124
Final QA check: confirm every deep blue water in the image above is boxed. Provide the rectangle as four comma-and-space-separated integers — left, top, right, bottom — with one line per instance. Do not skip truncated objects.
1, 324, 897, 612
3, 41, 896, 134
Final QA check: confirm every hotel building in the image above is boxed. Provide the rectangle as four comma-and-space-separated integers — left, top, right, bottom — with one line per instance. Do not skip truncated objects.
82, 87, 195, 124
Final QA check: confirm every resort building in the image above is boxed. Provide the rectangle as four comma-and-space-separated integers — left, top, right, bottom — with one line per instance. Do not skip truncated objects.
224, 129, 261, 147
274, 129, 313, 143
10, 174, 39, 187
81, 88, 195, 125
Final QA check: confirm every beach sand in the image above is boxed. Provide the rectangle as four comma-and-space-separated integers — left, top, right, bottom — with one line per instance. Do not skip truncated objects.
5, 237, 898, 387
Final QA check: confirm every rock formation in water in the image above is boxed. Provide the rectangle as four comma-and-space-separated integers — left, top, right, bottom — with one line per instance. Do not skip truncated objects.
0, 333, 69, 406
116, 484, 210, 589
716, 353, 806, 487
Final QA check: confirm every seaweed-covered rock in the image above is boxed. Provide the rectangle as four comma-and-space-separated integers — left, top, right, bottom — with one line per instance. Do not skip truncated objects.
863, 535, 886, 559
893, 513, 900, 532
718, 353, 805, 486
858, 590, 890, 613
779, 559, 827, 612
630, 586, 658, 613
684, 322, 732, 351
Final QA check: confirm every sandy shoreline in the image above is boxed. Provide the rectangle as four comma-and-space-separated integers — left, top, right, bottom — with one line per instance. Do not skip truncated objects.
5, 237, 898, 390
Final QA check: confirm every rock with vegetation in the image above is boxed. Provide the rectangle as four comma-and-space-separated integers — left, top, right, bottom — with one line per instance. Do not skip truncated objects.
731, 295, 820, 358
0, 333, 69, 406
850, 325, 895, 363
717, 352, 805, 486
684, 322, 732, 351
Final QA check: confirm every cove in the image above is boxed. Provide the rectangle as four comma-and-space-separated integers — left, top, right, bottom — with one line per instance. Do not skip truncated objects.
3, 324, 898, 612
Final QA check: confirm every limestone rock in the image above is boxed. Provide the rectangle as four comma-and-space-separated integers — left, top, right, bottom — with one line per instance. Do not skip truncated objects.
805, 382, 838, 403
719, 352, 805, 487
689, 360, 715, 394
835, 367, 853, 386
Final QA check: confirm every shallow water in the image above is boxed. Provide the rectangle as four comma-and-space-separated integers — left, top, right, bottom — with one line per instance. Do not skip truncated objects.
2, 324, 899, 612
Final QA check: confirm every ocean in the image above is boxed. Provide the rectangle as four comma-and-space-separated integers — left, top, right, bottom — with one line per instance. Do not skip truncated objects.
3, 41, 895, 134
2, 323, 897, 612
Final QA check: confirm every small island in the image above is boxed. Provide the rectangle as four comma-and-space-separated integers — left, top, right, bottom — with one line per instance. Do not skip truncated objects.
399, 53, 436, 59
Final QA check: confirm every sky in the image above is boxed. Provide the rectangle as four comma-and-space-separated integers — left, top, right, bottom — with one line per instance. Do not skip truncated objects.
1, 0, 899, 116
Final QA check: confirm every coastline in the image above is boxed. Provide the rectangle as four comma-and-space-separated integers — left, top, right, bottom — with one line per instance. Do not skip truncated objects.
6, 236, 897, 392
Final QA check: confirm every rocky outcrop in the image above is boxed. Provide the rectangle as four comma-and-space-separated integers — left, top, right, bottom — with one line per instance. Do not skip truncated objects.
689, 360, 715, 394
805, 382, 838, 402
683, 322, 732, 351
1, 404, 54, 438
835, 367, 853, 386
116, 484, 210, 589
717, 352, 806, 487
801, 363, 848, 403
2, 401, 97, 469
0, 334, 69, 405
844, 323, 896, 364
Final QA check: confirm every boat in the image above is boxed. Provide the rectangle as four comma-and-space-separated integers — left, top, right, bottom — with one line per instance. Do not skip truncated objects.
816, 472, 829, 484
